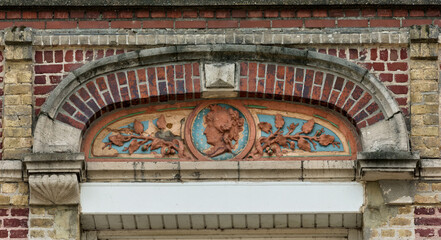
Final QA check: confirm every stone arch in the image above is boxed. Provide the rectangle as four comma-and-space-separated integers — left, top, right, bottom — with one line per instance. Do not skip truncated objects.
33, 45, 409, 153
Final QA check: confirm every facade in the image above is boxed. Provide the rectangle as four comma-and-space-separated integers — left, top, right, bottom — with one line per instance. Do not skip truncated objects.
0, 0, 439, 239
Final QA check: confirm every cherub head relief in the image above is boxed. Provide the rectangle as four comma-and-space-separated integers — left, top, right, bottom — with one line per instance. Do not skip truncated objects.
203, 104, 245, 157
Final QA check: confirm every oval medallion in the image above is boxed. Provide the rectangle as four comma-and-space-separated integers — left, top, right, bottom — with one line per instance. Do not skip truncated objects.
185, 102, 256, 161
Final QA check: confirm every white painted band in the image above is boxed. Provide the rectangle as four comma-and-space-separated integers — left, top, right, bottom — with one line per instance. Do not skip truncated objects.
80, 182, 364, 214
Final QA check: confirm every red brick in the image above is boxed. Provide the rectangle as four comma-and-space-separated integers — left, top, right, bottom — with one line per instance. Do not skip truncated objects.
35, 64, 62, 74
349, 49, 358, 60
338, 20, 368, 27
0, 209, 8, 216
44, 51, 53, 63
167, 10, 181, 18
366, 112, 384, 125
64, 63, 83, 72
70, 10, 84, 18
435, 19, 441, 27
150, 10, 165, 18
370, 19, 400, 27
199, 10, 214, 18
39, 11, 53, 19
370, 49, 377, 60
103, 11, 118, 19
379, 49, 388, 61
361, 8, 376, 17
410, 9, 425, 17
344, 9, 359, 17
305, 20, 335, 28
85, 11, 100, 18
387, 85, 408, 94
0, 230, 7, 238
395, 74, 408, 83
356, 121, 367, 129
336, 81, 354, 108
79, 21, 108, 29
34, 75, 46, 84
135, 9, 150, 18
7, 11, 21, 19
4, 218, 28, 228
10, 230, 28, 238
248, 62, 258, 95
427, 9, 441, 17
57, 113, 85, 129
297, 9, 311, 17
284, 66, 294, 100
351, 86, 364, 100
348, 93, 372, 117
248, 10, 262, 18
22, 11, 37, 19
49, 75, 62, 84
387, 62, 407, 71
415, 207, 435, 215
34, 85, 57, 95
312, 9, 327, 17
415, 217, 441, 225
379, 73, 393, 82
264, 10, 279, 18
14, 21, 45, 29
65, 50, 73, 62
0, 22, 13, 29
365, 102, 379, 114
75, 50, 83, 62
377, 9, 392, 17
328, 9, 344, 17
111, 21, 142, 28
280, 10, 295, 18
402, 19, 432, 27
216, 10, 229, 18
54, 11, 69, 19
207, 20, 238, 28
389, 49, 398, 61
175, 20, 205, 29
415, 228, 434, 237
105, 49, 115, 57
0, 11, 5, 19
272, 20, 302, 28
231, 10, 246, 18
372, 62, 384, 71
143, 20, 173, 29
119, 11, 133, 18
276, 66, 285, 79
394, 9, 408, 17
395, 97, 407, 105
46, 21, 77, 29
240, 20, 270, 28
183, 10, 198, 18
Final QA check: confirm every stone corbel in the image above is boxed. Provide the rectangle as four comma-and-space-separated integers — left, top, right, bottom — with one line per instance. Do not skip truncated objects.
23, 153, 84, 205
357, 151, 420, 181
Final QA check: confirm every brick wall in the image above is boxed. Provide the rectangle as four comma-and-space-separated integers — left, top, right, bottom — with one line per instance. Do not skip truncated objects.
0, 183, 29, 239
34, 48, 129, 115
0, 8, 439, 30
0, 50, 3, 160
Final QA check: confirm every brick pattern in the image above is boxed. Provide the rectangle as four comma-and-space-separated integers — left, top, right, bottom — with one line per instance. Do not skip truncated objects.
0, 207, 29, 239
239, 62, 384, 129
0, 8, 439, 30
56, 62, 201, 129
0, 51, 3, 160
0, 183, 29, 206
34, 48, 128, 115
369, 205, 414, 239
29, 206, 78, 240
415, 207, 441, 239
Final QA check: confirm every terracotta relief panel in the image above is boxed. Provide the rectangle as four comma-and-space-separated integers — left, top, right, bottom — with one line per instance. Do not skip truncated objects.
83, 100, 359, 162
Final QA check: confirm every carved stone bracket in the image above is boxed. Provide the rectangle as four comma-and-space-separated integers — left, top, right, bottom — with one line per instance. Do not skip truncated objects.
24, 153, 84, 205
357, 151, 420, 181
29, 174, 80, 205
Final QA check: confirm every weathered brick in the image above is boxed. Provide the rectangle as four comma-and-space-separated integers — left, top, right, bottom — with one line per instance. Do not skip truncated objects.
414, 194, 438, 204
381, 229, 395, 237
4, 218, 28, 228
415, 207, 435, 215
415, 228, 434, 237
31, 218, 54, 228
2, 183, 18, 193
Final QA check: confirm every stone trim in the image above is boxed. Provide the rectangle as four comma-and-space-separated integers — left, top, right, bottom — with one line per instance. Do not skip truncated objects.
28, 174, 80, 205
85, 160, 356, 182
27, 29, 409, 47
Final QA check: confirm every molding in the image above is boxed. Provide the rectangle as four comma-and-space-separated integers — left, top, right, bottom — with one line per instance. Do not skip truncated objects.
357, 151, 420, 181
0, 0, 439, 6
0, 160, 23, 181
23, 152, 85, 178
29, 173, 80, 205
86, 160, 356, 182
419, 159, 441, 180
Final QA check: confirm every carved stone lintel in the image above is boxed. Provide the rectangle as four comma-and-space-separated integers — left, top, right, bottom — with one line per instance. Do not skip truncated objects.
29, 174, 80, 205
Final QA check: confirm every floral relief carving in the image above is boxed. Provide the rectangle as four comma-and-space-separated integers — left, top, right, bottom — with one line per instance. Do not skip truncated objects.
103, 115, 193, 159
249, 114, 341, 159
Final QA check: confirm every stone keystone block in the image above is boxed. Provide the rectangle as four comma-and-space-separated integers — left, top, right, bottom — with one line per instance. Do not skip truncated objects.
4, 27, 33, 44
204, 63, 236, 88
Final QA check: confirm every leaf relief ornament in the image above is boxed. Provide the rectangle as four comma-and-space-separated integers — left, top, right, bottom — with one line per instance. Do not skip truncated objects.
249, 114, 341, 159
102, 115, 193, 159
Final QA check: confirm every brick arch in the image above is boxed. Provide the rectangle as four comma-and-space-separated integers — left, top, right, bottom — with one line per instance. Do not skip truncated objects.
34, 45, 409, 153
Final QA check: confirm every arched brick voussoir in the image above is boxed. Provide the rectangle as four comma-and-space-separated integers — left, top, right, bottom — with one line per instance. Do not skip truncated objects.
35, 45, 409, 153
